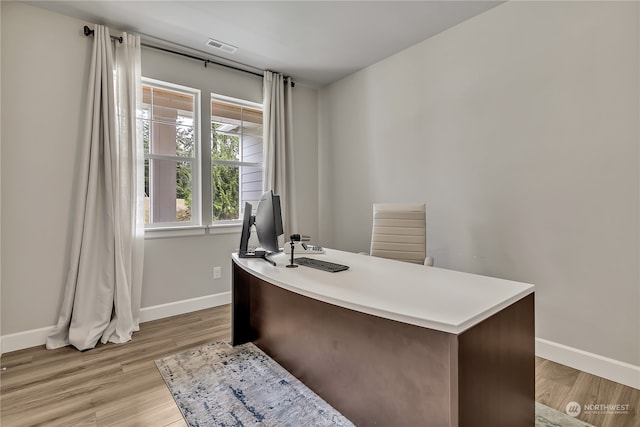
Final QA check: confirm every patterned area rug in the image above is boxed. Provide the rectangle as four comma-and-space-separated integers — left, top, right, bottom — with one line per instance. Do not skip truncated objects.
155, 342, 354, 426
156, 341, 595, 427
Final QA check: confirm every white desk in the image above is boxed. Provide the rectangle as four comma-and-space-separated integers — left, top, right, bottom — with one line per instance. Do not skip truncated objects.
232, 249, 535, 427
233, 249, 533, 334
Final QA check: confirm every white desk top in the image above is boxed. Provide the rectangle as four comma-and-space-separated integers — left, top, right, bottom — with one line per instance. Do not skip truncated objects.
232, 249, 534, 335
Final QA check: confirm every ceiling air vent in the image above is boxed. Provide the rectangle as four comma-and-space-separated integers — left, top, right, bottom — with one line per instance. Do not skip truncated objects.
206, 38, 238, 54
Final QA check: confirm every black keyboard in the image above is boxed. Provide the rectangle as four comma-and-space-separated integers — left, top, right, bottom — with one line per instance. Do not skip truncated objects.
294, 257, 350, 273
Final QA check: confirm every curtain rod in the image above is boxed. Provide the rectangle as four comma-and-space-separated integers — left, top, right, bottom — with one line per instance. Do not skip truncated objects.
142, 43, 264, 79
83, 25, 122, 43
83, 25, 295, 87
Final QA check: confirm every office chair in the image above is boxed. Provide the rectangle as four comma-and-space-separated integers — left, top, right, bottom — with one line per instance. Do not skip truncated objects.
370, 203, 434, 266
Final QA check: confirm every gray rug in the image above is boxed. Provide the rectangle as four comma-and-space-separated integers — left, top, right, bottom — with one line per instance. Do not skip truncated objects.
156, 341, 595, 427
155, 342, 354, 426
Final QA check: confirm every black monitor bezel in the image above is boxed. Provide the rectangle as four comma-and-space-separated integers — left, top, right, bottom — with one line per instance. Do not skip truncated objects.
238, 201, 254, 256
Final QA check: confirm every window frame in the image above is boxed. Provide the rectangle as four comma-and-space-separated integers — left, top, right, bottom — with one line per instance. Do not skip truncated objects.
141, 77, 202, 230
210, 93, 264, 226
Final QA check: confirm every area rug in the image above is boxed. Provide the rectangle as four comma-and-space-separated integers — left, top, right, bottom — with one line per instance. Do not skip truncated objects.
156, 341, 595, 427
155, 341, 354, 426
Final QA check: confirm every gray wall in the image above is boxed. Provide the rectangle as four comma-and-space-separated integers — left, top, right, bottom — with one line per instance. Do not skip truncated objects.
0, 2, 319, 336
2, 2, 93, 335
318, 1, 639, 366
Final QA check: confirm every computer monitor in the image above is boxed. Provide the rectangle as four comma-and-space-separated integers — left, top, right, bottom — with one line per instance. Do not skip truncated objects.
255, 190, 283, 254
238, 202, 254, 256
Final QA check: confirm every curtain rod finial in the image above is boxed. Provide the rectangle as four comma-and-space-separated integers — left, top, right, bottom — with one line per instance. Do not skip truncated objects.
82, 25, 123, 43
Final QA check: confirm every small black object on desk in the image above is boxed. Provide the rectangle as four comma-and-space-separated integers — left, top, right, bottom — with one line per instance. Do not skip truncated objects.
287, 234, 300, 268
239, 249, 276, 266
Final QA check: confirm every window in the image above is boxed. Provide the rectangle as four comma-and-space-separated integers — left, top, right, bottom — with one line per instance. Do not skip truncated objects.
211, 95, 263, 222
140, 78, 262, 230
141, 79, 200, 227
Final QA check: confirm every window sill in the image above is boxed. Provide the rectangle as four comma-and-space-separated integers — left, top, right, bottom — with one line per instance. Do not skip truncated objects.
144, 223, 242, 239
208, 222, 242, 235
144, 226, 207, 239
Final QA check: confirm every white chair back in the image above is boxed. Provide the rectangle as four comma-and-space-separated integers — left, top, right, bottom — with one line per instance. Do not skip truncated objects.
370, 203, 427, 265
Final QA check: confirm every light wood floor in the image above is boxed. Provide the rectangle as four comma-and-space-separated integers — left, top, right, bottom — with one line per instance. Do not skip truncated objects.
1, 306, 231, 427
536, 356, 639, 427
1, 305, 638, 427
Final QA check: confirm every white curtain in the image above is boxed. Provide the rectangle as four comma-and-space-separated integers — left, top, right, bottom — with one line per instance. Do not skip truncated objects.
46, 26, 144, 351
263, 71, 298, 238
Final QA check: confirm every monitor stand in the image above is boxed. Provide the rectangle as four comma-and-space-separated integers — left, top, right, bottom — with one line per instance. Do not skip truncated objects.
239, 250, 276, 266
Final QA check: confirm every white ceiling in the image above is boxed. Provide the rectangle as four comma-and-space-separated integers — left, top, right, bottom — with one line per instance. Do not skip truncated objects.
25, 1, 502, 87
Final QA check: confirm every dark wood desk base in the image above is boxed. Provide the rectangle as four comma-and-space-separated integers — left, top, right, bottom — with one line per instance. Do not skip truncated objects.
232, 262, 534, 427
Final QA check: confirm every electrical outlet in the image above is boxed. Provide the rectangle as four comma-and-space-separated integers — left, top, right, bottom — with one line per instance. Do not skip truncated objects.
213, 266, 222, 279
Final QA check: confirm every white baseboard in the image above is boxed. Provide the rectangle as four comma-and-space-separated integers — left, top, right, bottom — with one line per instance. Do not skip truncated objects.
0, 292, 231, 355
536, 338, 640, 390
139, 291, 231, 323
0, 325, 56, 355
